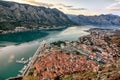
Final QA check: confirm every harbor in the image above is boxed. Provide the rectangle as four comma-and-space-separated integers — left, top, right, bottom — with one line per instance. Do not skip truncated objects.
7, 40, 47, 80
0, 26, 107, 80
19, 40, 47, 76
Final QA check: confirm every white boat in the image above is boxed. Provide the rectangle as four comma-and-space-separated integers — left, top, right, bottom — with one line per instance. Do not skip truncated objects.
19, 70, 23, 73
29, 57, 32, 61
19, 65, 27, 73
16, 58, 28, 64
21, 58, 24, 61
17, 74, 21, 76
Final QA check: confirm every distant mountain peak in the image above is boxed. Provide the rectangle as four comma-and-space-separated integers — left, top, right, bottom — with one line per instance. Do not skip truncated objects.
69, 14, 120, 26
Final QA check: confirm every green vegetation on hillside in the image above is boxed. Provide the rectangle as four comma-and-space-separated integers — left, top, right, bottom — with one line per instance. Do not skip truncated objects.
51, 40, 66, 47
61, 60, 120, 80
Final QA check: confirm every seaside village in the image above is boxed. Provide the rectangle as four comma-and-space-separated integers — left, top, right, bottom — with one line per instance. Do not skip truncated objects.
0, 26, 65, 34
33, 44, 98, 79
8, 28, 120, 80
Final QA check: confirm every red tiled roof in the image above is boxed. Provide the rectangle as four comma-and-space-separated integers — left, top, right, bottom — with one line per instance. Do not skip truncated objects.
34, 49, 98, 79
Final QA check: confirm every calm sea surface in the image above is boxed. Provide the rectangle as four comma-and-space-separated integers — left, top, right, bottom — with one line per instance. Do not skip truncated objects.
0, 25, 118, 80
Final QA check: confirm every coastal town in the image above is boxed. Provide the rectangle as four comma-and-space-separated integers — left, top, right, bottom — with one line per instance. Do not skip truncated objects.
8, 28, 120, 80
0, 26, 66, 34
1, 0, 120, 80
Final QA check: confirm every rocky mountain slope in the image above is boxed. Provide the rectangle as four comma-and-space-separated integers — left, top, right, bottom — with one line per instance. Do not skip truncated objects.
0, 1, 73, 30
69, 14, 120, 26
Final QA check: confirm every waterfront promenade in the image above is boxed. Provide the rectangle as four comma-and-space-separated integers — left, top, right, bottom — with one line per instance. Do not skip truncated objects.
7, 41, 46, 80
22, 40, 47, 76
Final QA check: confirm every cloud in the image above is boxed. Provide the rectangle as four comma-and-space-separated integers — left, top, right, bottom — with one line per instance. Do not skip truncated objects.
5, 0, 54, 7
5, 0, 95, 15
22, 0, 53, 7
57, 3, 73, 8
53, 3, 87, 11
48, 3, 88, 15
37, 2, 53, 7
106, 0, 120, 11
22, 0, 39, 5
8, 54, 15, 63
107, 8, 120, 11
68, 8, 87, 10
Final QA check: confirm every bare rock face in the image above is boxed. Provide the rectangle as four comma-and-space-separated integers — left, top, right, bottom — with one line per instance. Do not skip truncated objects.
0, 1, 73, 30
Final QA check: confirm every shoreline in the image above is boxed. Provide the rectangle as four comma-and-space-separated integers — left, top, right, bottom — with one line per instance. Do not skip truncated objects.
3, 26, 120, 79
0, 26, 67, 35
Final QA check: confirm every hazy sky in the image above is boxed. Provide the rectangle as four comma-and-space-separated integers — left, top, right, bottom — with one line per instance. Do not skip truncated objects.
4, 0, 120, 16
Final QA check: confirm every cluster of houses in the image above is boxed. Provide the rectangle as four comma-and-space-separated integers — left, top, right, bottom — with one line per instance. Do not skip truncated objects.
33, 49, 98, 80
78, 28, 120, 63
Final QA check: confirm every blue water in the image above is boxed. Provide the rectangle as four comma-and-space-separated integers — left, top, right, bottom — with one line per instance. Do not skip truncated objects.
0, 25, 118, 80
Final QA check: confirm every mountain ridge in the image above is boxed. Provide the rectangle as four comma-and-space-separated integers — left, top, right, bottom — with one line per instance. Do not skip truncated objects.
0, 1, 73, 30
69, 14, 120, 26
0, 1, 120, 31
